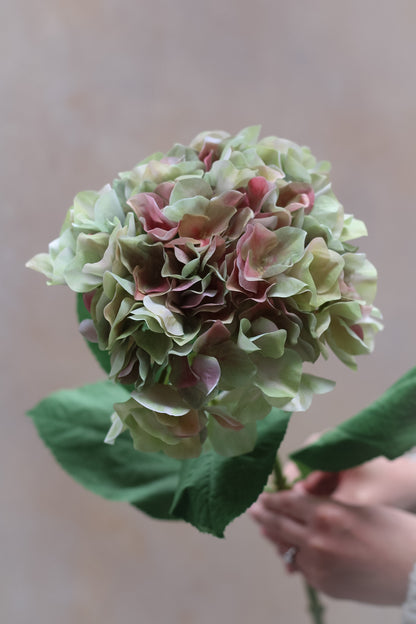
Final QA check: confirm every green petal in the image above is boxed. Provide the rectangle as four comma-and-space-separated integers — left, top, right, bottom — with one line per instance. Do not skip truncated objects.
169, 177, 213, 203
310, 191, 343, 235
253, 349, 302, 400
163, 196, 210, 222
341, 214, 368, 242
343, 253, 378, 304
25, 252, 56, 281
282, 373, 335, 412
135, 330, 172, 365
268, 275, 308, 298
280, 149, 312, 183
204, 160, 254, 194
207, 419, 258, 457
131, 385, 190, 416
76, 293, 111, 374
142, 296, 184, 337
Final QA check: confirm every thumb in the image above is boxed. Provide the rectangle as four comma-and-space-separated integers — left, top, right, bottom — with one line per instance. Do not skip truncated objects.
300, 471, 341, 496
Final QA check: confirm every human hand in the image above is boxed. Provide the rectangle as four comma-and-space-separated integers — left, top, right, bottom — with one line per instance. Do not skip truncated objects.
249, 490, 416, 605
329, 456, 416, 510
285, 444, 416, 511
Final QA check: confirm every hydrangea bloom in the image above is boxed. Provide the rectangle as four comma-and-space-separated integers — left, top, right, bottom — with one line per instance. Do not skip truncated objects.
27, 126, 382, 458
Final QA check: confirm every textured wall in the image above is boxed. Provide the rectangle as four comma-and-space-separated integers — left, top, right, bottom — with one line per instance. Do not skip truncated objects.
3, 1, 416, 622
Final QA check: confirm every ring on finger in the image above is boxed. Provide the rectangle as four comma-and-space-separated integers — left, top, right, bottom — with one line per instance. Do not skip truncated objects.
282, 545, 298, 566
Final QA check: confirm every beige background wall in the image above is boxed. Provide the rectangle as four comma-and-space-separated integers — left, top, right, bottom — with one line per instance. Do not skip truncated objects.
3, 1, 416, 622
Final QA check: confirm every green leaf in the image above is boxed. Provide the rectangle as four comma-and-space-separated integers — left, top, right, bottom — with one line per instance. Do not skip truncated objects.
28, 381, 180, 519
170, 408, 291, 537
76, 293, 111, 375
28, 382, 291, 536
291, 367, 416, 471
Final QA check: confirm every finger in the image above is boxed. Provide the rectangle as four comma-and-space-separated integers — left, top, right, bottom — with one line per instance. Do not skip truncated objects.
249, 501, 277, 526
271, 543, 299, 573
302, 471, 341, 496
251, 503, 307, 547
276, 540, 302, 574
258, 490, 319, 523
283, 460, 300, 483
250, 501, 291, 532
276, 539, 291, 555
251, 504, 303, 573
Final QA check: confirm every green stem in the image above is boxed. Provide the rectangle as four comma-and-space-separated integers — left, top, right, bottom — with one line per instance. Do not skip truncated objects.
273, 455, 290, 490
304, 579, 326, 624
271, 455, 326, 624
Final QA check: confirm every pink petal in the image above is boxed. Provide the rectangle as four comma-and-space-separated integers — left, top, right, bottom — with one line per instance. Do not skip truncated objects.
211, 411, 244, 431
127, 193, 178, 241
350, 324, 364, 340
192, 354, 221, 395
170, 356, 199, 389
82, 290, 95, 313
194, 321, 231, 352
78, 319, 98, 343
154, 181, 174, 203
247, 176, 271, 213
277, 182, 315, 214
173, 410, 205, 438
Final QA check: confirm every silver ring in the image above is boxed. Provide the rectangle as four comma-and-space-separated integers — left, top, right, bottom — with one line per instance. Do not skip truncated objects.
283, 545, 298, 566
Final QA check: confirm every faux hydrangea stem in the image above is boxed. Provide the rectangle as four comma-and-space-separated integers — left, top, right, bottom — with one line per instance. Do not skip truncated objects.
272, 454, 291, 491
304, 579, 325, 624
272, 455, 326, 624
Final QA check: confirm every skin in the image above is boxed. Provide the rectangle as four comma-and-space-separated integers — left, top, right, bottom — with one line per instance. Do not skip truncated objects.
302, 456, 416, 511
249, 456, 416, 605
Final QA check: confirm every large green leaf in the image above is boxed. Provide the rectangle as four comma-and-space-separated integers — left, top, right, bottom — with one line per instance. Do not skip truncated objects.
291, 367, 416, 471
28, 381, 180, 519
170, 408, 291, 537
28, 382, 291, 535
76, 293, 111, 375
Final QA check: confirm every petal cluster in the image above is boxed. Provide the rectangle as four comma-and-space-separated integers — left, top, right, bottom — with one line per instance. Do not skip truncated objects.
27, 126, 382, 458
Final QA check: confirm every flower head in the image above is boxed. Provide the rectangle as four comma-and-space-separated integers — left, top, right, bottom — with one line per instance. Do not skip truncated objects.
27, 127, 382, 458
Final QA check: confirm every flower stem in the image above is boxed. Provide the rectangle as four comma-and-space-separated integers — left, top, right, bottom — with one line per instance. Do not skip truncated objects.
304, 580, 326, 624
272, 455, 290, 490
271, 455, 326, 624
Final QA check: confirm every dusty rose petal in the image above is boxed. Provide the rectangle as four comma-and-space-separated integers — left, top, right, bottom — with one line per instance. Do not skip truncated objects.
211, 412, 244, 431
194, 321, 231, 352
154, 181, 174, 204
78, 319, 98, 343
178, 214, 211, 240
173, 410, 205, 438
247, 176, 275, 213
277, 182, 315, 214
83, 290, 96, 313
128, 193, 178, 241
